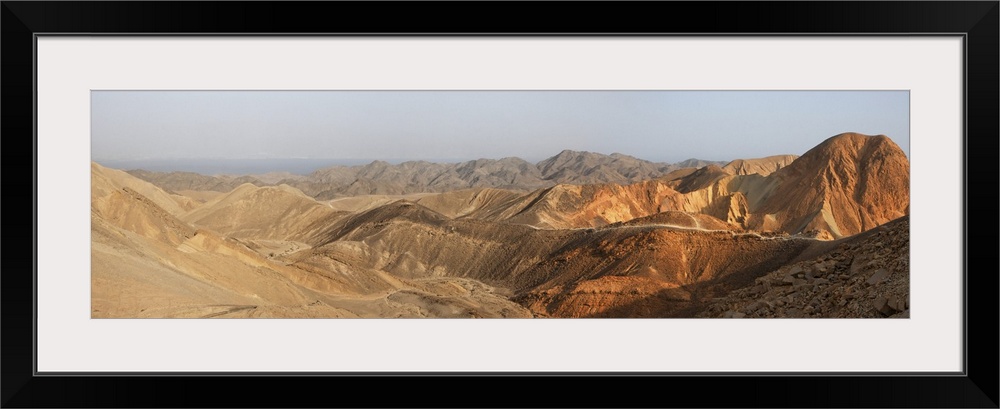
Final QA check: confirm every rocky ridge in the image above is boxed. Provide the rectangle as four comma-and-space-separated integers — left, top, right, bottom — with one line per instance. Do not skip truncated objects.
93, 132, 909, 318
699, 215, 909, 318
125, 151, 796, 199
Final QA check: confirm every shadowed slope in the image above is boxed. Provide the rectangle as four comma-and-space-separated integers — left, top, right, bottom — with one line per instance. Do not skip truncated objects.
414, 188, 526, 219
289, 200, 829, 317
453, 181, 691, 229
668, 165, 731, 193
700, 215, 910, 318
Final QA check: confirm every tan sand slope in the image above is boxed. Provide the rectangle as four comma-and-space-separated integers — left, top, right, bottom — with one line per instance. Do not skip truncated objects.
722, 154, 798, 176
290, 200, 831, 317
92, 166, 532, 318
93, 162, 198, 216
174, 189, 226, 203
92, 132, 908, 318
180, 183, 345, 242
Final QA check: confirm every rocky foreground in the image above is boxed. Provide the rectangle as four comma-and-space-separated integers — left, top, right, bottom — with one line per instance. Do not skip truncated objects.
699, 215, 909, 318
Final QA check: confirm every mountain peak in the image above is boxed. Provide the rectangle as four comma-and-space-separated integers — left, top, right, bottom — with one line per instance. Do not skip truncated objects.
789, 133, 904, 172
760, 132, 909, 237
552, 149, 593, 159
818, 132, 894, 151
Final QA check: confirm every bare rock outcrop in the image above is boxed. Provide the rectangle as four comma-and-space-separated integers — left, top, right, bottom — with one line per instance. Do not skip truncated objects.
699, 215, 909, 318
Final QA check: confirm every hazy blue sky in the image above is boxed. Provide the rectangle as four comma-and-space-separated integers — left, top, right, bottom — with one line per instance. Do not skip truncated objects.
92, 91, 909, 169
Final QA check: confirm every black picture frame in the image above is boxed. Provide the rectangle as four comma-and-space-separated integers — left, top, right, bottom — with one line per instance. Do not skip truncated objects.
2, 2, 997, 407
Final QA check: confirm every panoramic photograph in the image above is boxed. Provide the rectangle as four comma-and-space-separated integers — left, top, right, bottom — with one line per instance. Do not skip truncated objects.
91, 90, 910, 318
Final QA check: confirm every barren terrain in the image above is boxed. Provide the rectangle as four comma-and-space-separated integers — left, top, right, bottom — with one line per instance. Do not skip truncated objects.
93, 133, 909, 318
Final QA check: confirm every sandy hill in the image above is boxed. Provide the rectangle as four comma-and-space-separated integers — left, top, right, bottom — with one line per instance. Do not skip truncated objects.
92, 132, 909, 318
674, 158, 729, 168
486, 181, 681, 229
180, 182, 343, 241
414, 176, 760, 232
125, 169, 265, 193
93, 165, 352, 317
93, 162, 199, 216
92, 163, 196, 246
411, 182, 666, 230
414, 188, 527, 219
622, 210, 732, 231
722, 154, 798, 176
92, 164, 532, 318
668, 164, 731, 193
174, 189, 226, 203
327, 193, 435, 213
93, 166, 839, 318
748, 133, 909, 237
284, 199, 830, 317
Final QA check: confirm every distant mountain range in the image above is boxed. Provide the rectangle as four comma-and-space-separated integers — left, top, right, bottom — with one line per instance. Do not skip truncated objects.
123, 153, 753, 199
92, 132, 909, 318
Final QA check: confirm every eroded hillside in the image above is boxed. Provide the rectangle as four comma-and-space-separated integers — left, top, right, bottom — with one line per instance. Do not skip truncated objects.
93, 133, 909, 318
124, 150, 796, 199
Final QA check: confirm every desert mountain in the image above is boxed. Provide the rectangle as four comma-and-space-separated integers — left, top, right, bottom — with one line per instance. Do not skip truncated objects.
667, 164, 732, 193
431, 133, 906, 238
437, 181, 684, 229
675, 158, 729, 168
722, 154, 798, 176
180, 182, 343, 242
747, 133, 909, 237
125, 169, 265, 194
93, 163, 339, 317
92, 166, 532, 318
124, 151, 771, 199
93, 132, 908, 318
93, 163, 199, 217
92, 162, 196, 245
535, 150, 675, 185
287, 199, 833, 317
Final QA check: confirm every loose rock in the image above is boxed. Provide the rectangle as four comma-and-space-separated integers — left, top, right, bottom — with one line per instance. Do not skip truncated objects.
866, 269, 890, 285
